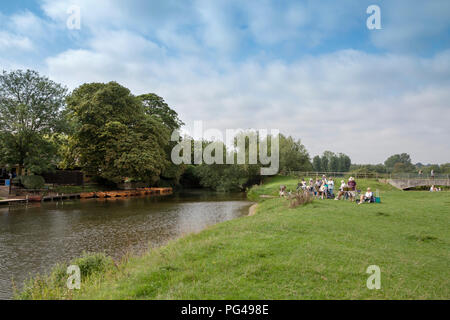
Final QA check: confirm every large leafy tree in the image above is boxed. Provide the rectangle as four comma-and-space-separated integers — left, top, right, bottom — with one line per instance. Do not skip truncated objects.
384, 153, 415, 173
138, 93, 185, 185
278, 135, 312, 173
337, 153, 351, 172
312, 155, 322, 171
0, 70, 67, 174
66, 82, 170, 184
138, 93, 183, 131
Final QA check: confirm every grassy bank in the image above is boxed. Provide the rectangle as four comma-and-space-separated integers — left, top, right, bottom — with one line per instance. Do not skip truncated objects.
18, 177, 449, 299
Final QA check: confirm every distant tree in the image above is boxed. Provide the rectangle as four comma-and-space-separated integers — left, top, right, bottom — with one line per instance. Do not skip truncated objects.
321, 156, 329, 173
421, 164, 441, 175
312, 156, 322, 171
337, 153, 351, 172
393, 162, 410, 174
321, 151, 340, 172
66, 82, 169, 184
278, 135, 312, 173
328, 156, 338, 172
0, 70, 68, 174
440, 163, 450, 174
384, 153, 415, 173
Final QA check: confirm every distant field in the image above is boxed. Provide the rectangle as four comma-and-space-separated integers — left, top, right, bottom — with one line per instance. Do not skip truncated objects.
18, 177, 450, 299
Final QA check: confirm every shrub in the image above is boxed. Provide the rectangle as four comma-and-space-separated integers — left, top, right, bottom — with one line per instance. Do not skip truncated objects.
289, 191, 314, 208
15, 252, 114, 300
71, 252, 114, 279
12, 176, 22, 185
21, 175, 45, 189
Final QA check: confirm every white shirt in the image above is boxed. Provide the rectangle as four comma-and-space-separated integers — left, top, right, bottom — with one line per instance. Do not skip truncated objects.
365, 192, 373, 198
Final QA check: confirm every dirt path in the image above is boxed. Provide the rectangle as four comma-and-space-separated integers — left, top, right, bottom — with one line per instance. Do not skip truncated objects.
248, 203, 258, 216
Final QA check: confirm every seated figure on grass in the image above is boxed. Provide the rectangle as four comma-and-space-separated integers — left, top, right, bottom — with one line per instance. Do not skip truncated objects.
347, 177, 357, 201
334, 177, 357, 201
334, 179, 348, 200
358, 187, 374, 205
279, 185, 287, 197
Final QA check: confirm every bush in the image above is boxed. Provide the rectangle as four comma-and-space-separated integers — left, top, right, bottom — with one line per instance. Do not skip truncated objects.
289, 191, 314, 208
15, 252, 114, 300
21, 175, 45, 189
12, 176, 22, 185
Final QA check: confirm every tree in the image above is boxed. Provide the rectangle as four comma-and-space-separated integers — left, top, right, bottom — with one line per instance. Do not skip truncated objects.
66, 82, 170, 184
0, 70, 67, 174
321, 156, 329, 173
138, 93, 183, 131
278, 135, 312, 174
440, 163, 450, 174
384, 153, 415, 173
312, 156, 322, 171
337, 153, 351, 172
138, 93, 185, 186
329, 156, 339, 172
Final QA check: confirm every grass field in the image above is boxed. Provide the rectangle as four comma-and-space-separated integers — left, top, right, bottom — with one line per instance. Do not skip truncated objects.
18, 177, 450, 299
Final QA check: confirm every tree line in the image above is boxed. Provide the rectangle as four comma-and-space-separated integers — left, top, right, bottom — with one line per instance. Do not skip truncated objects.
0, 70, 315, 190
1, 70, 446, 191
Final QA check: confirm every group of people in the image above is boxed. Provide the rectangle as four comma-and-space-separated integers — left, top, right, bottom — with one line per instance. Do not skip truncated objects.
280, 175, 376, 204
295, 175, 335, 200
430, 185, 442, 192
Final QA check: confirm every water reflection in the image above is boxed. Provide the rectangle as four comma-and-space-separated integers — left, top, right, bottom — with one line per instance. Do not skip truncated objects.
0, 190, 251, 299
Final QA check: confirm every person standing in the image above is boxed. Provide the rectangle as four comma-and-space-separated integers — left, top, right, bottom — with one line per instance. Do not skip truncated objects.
328, 178, 335, 197
431, 169, 435, 179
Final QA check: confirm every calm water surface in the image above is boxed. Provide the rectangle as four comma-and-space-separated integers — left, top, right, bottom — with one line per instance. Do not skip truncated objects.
0, 190, 251, 299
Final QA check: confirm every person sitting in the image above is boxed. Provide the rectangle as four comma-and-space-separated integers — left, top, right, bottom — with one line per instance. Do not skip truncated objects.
296, 181, 302, 191
335, 180, 347, 200
301, 179, 307, 190
279, 185, 287, 197
358, 187, 374, 204
308, 179, 314, 194
319, 183, 327, 199
347, 177, 357, 201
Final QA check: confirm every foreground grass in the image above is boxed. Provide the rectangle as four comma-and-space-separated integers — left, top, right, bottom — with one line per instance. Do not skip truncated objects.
19, 178, 449, 299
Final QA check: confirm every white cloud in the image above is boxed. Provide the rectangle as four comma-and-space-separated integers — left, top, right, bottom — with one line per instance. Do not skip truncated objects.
2, 0, 449, 164
44, 30, 450, 164
0, 31, 33, 51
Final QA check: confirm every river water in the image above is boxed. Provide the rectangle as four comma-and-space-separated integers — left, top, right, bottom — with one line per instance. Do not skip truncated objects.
0, 190, 251, 299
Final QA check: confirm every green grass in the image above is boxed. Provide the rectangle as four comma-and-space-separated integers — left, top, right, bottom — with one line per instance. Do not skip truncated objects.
19, 177, 450, 299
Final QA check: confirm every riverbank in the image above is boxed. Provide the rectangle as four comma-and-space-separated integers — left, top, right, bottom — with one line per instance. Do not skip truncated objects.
17, 177, 449, 299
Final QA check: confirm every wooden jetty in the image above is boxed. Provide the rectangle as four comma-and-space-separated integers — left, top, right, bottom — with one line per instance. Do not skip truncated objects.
0, 187, 173, 205
0, 198, 28, 205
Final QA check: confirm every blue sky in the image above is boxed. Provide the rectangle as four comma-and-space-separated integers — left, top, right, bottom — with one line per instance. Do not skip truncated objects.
1, 0, 449, 164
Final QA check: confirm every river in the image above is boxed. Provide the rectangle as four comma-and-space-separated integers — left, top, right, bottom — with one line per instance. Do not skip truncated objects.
0, 190, 251, 299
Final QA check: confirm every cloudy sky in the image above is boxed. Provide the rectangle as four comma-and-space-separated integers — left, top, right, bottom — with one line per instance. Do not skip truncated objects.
1, 0, 449, 164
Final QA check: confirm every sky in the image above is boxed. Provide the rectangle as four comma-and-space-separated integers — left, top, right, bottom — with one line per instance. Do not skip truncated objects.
0, 0, 449, 164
